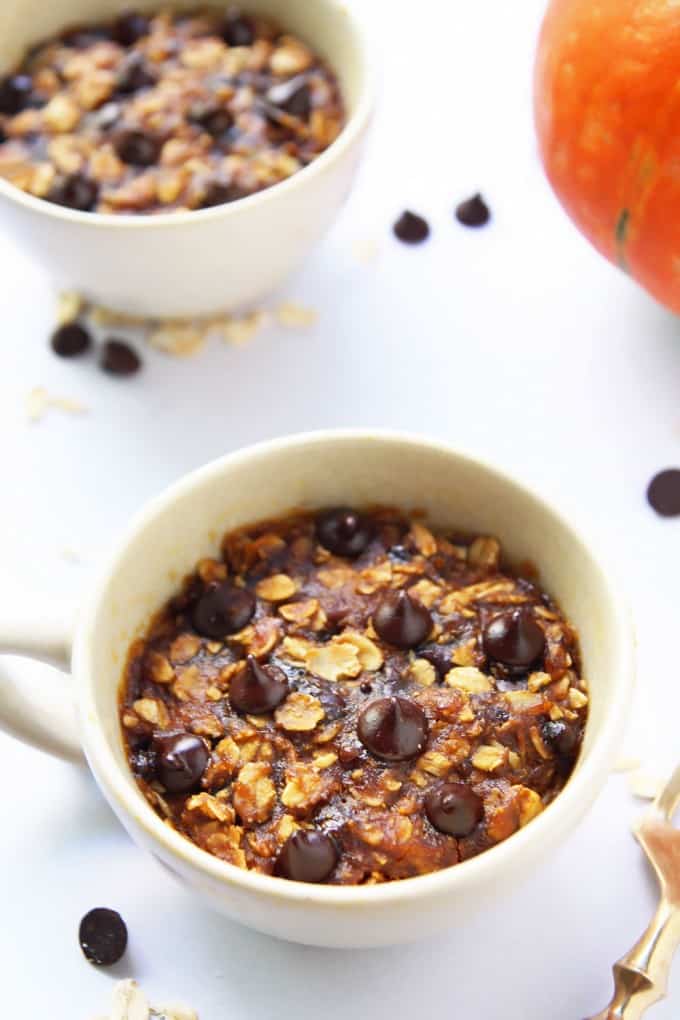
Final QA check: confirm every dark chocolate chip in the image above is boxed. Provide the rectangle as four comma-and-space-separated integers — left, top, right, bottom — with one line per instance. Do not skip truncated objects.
50, 322, 92, 357
373, 590, 433, 649
266, 75, 311, 119
79, 907, 128, 966
100, 339, 142, 376
418, 643, 452, 679
230, 654, 289, 714
114, 11, 151, 46
482, 608, 545, 668
189, 102, 233, 137
116, 54, 156, 95
192, 582, 255, 638
425, 783, 483, 837
114, 129, 161, 166
275, 829, 339, 883
49, 173, 99, 212
455, 193, 491, 228
223, 14, 255, 47
154, 732, 209, 793
647, 469, 680, 517
360, 681, 373, 694
393, 210, 430, 244
357, 696, 429, 761
316, 507, 372, 558
0, 75, 35, 116
200, 181, 242, 208
542, 719, 580, 758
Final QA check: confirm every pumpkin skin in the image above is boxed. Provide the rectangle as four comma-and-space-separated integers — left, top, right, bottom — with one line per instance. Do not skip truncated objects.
535, 0, 680, 313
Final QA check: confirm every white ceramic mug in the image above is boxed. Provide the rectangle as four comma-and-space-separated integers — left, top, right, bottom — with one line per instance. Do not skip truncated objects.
0, 0, 373, 317
0, 431, 634, 947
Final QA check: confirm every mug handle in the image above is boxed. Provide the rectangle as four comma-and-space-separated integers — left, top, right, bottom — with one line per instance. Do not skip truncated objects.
0, 598, 82, 761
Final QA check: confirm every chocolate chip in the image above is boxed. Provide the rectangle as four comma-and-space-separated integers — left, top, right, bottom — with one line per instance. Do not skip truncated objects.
49, 173, 99, 212
114, 129, 161, 166
360, 681, 373, 694
114, 11, 151, 46
455, 193, 491, 228
154, 732, 209, 793
393, 210, 430, 244
482, 608, 545, 668
266, 75, 311, 119
542, 719, 579, 758
101, 339, 142, 376
192, 582, 255, 638
425, 783, 483, 837
200, 181, 242, 208
418, 643, 451, 679
51, 322, 92, 357
357, 696, 429, 761
275, 830, 339, 883
0, 74, 34, 115
647, 469, 680, 517
223, 14, 255, 47
373, 590, 433, 649
230, 654, 289, 714
116, 54, 156, 95
316, 507, 372, 558
79, 908, 128, 966
189, 102, 233, 137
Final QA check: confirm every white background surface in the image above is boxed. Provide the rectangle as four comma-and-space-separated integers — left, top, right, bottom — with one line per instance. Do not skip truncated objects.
1, 0, 679, 1016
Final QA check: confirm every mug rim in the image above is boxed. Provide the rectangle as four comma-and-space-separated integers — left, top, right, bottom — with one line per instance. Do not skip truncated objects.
0, 0, 375, 230
74, 428, 635, 908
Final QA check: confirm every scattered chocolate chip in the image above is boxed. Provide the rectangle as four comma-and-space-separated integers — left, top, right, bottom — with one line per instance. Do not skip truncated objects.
360, 681, 373, 695
357, 696, 429, 761
192, 582, 255, 638
266, 75, 311, 119
114, 129, 161, 166
455, 193, 491, 228
316, 507, 372, 558
230, 654, 289, 714
647, 469, 680, 517
393, 210, 430, 244
425, 783, 483, 837
79, 907, 128, 966
223, 14, 255, 47
49, 173, 99, 212
275, 829, 339, 883
51, 322, 92, 357
114, 11, 151, 46
482, 608, 545, 668
116, 54, 156, 95
154, 732, 209, 793
418, 643, 452, 679
200, 181, 242, 208
374, 590, 433, 649
189, 102, 233, 137
542, 719, 579, 758
101, 339, 142, 376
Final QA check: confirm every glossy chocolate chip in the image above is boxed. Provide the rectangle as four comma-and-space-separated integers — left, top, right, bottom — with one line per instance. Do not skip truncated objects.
223, 14, 255, 47
0, 74, 34, 114
101, 339, 142, 376
316, 507, 372, 558
483, 608, 545, 668
51, 322, 92, 357
357, 696, 429, 761
374, 590, 433, 649
425, 783, 483, 837
266, 75, 311, 119
275, 829, 339, 883
542, 719, 580, 758
154, 732, 209, 793
647, 469, 680, 517
114, 11, 151, 45
192, 582, 255, 638
418, 643, 452, 679
79, 907, 128, 966
393, 210, 430, 244
455, 193, 491, 228
116, 55, 156, 95
230, 654, 289, 714
49, 173, 99, 211
114, 129, 161, 166
189, 102, 233, 136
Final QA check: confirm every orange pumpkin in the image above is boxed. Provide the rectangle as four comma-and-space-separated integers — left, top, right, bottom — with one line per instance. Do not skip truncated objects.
535, 0, 680, 313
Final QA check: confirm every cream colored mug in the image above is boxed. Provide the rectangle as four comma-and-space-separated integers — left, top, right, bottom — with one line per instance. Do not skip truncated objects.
0, 431, 634, 947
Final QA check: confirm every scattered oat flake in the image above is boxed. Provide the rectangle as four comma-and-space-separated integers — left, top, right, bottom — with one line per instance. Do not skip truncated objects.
149, 324, 206, 357
612, 756, 642, 774
89, 304, 150, 328
352, 238, 380, 264
100, 980, 198, 1020
220, 310, 269, 346
56, 289, 84, 325
628, 769, 665, 801
276, 301, 317, 328
26, 386, 88, 422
